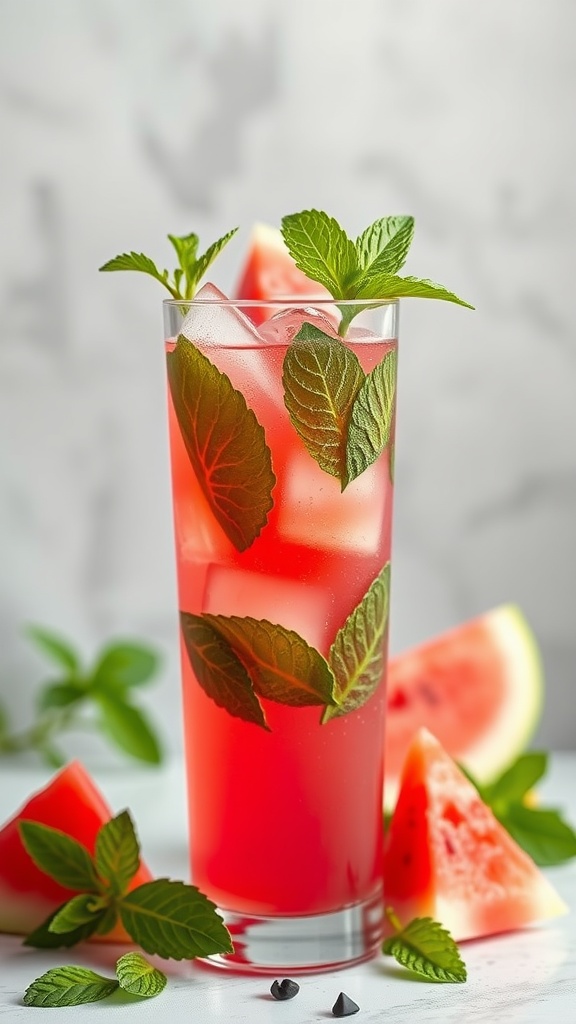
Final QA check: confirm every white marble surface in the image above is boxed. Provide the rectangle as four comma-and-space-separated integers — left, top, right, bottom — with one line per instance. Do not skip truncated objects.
0, 0, 575, 753
0, 755, 575, 1022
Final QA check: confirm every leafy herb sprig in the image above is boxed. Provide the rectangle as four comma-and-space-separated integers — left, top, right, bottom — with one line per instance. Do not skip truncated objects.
0, 627, 162, 768
99, 229, 238, 300
19, 810, 233, 959
383, 908, 467, 984
462, 753, 576, 866
23, 953, 167, 1007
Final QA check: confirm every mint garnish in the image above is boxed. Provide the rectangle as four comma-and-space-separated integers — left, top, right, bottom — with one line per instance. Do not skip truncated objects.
322, 563, 390, 723
118, 879, 232, 960
383, 909, 467, 984
167, 337, 275, 551
94, 809, 141, 897
48, 894, 103, 935
19, 821, 99, 892
23, 906, 105, 949
99, 228, 238, 300
23, 966, 120, 1007
281, 209, 473, 334
346, 349, 397, 483
115, 952, 167, 998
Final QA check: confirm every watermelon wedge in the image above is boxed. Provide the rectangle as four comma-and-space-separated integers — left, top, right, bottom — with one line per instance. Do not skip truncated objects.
385, 605, 543, 808
235, 223, 329, 323
384, 729, 567, 942
0, 761, 152, 941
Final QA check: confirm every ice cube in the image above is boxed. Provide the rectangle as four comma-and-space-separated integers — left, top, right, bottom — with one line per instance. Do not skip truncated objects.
277, 450, 386, 555
180, 283, 263, 348
203, 564, 332, 651
259, 306, 340, 345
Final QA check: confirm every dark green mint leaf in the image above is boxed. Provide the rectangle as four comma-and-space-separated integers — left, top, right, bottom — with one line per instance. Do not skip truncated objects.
189, 227, 239, 296
93, 903, 119, 935
383, 914, 467, 983
24, 905, 105, 948
356, 216, 415, 277
95, 810, 141, 896
23, 966, 118, 1007
282, 322, 364, 488
483, 752, 548, 806
98, 252, 178, 298
346, 348, 398, 484
357, 273, 474, 307
118, 879, 233, 960
323, 564, 390, 722
167, 337, 275, 552
49, 894, 104, 934
95, 692, 162, 764
495, 804, 576, 866
19, 821, 99, 891
26, 626, 80, 673
202, 614, 338, 708
115, 952, 167, 998
37, 682, 85, 711
180, 612, 269, 730
91, 642, 159, 691
281, 210, 358, 297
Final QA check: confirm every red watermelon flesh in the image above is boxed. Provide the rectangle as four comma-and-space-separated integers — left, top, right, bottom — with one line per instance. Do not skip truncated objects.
0, 761, 152, 941
384, 729, 567, 942
235, 223, 330, 324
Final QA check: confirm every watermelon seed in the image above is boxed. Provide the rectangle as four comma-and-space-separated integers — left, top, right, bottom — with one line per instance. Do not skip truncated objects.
270, 978, 300, 1000
332, 991, 360, 1017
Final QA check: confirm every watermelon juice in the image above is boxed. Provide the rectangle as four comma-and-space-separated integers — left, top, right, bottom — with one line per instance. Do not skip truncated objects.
164, 293, 398, 967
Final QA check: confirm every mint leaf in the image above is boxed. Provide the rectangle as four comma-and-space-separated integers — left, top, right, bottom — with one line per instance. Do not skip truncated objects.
100, 229, 238, 299
483, 752, 547, 806
322, 564, 390, 722
19, 821, 99, 891
345, 348, 397, 484
495, 804, 576, 866
383, 913, 467, 984
202, 614, 338, 708
95, 810, 141, 896
356, 216, 415, 276
118, 879, 233, 960
93, 903, 119, 935
0, 698, 8, 736
357, 274, 474, 308
26, 626, 80, 673
24, 905, 106, 948
282, 322, 364, 487
115, 953, 167, 998
49, 894, 104, 934
190, 227, 239, 296
95, 692, 162, 764
167, 337, 275, 552
168, 231, 199, 280
37, 682, 85, 711
180, 612, 269, 730
91, 642, 159, 691
99, 252, 178, 297
23, 967, 118, 1007
281, 210, 358, 296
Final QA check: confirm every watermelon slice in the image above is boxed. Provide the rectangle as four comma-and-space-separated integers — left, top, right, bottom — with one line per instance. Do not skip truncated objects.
383, 729, 567, 942
235, 223, 329, 323
385, 605, 542, 807
0, 761, 152, 941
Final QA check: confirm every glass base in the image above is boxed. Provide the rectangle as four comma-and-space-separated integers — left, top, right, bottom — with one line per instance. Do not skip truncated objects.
205, 893, 384, 974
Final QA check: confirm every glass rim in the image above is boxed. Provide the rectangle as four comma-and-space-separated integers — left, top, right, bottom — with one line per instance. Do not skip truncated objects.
162, 296, 399, 309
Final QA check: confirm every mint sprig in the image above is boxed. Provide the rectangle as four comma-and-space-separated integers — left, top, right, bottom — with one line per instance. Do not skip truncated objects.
281, 209, 473, 334
99, 228, 238, 300
23, 954, 167, 1007
19, 810, 233, 960
383, 909, 467, 984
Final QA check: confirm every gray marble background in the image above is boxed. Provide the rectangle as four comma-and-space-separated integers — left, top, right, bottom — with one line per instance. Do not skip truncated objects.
1, 0, 574, 756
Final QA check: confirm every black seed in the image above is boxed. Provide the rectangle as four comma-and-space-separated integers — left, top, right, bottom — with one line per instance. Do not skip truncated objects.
332, 991, 360, 1017
270, 978, 300, 1000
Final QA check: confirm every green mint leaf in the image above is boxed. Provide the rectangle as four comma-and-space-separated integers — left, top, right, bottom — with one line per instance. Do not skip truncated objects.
26, 625, 80, 673
345, 348, 398, 484
95, 810, 141, 896
91, 642, 159, 691
281, 209, 358, 297
98, 252, 178, 299
357, 273, 474, 308
322, 564, 390, 722
389, 440, 395, 484
188, 227, 239, 297
19, 821, 99, 891
202, 614, 338, 708
115, 952, 167, 998
118, 879, 233, 960
167, 337, 275, 552
383, 913, 467, 984
483, 752, 548, 806
95, 692, 162, 764
168, 231, 199, 277
37, 682, 85, 711
495, 804, 576, 866
282, 322, 364, 488
180, 613, 269, 730
356, 216, 415, 276
93, 903, 119, 935
23, 966, 118, 1007
49, 894, 104, 934
24, 905, 105, 948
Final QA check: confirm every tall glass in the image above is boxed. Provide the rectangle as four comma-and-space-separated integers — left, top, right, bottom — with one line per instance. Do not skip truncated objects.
163, 296, 398, 972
